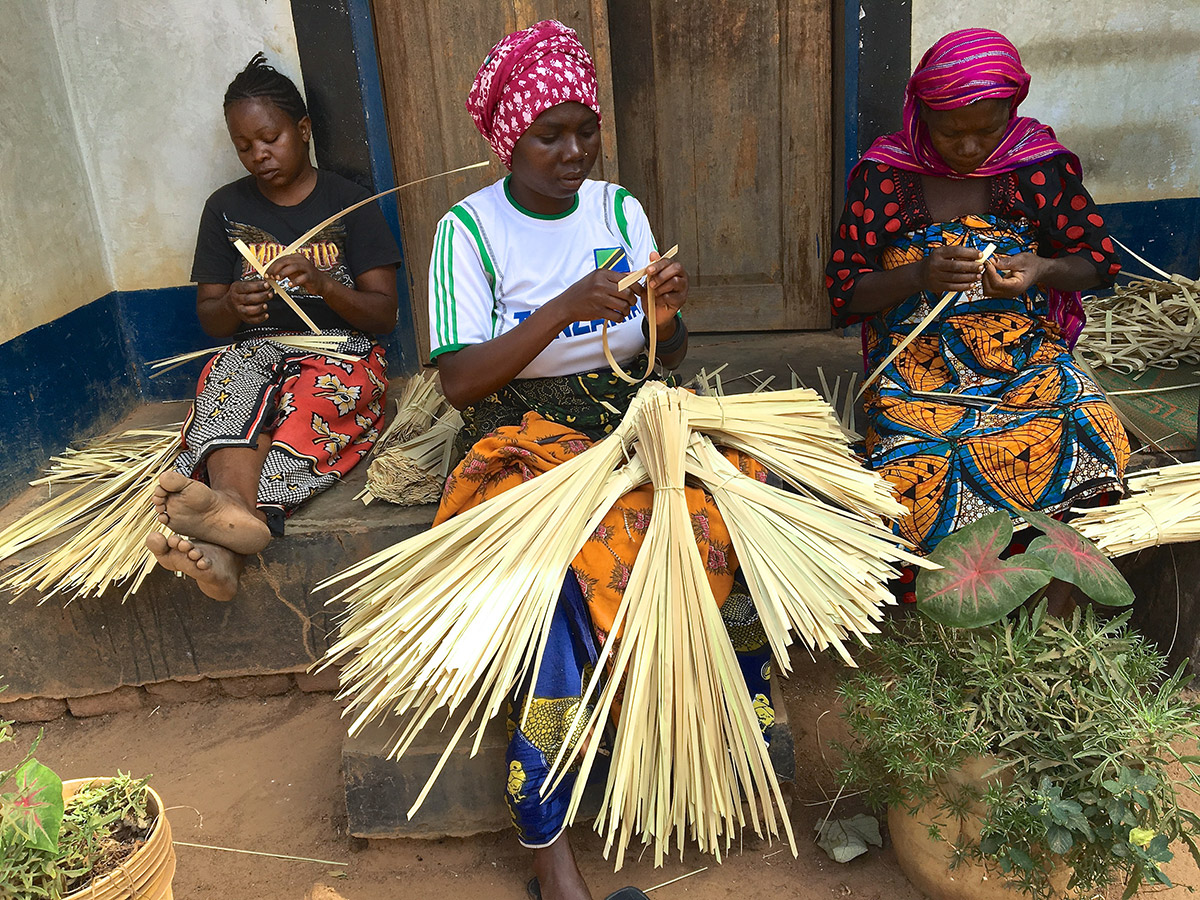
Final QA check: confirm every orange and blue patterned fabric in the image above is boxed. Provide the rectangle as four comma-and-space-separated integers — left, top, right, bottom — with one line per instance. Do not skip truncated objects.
827, 193, 1129, 563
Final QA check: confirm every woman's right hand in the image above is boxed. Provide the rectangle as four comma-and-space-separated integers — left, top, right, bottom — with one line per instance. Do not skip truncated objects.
919, 245, 986, 295
552, 269, 636, 327
226, 278, 273, 325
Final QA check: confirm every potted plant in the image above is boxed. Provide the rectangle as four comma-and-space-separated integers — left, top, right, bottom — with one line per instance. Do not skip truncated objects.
0, 700, 175, 899
835, 511, 1200, 900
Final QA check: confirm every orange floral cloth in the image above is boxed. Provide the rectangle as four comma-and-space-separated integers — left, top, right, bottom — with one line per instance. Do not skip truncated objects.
435, 411, 765, 637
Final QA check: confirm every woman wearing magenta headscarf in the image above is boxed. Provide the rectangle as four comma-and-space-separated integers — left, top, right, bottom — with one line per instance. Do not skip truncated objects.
827, 29, 1129, 597
429, 21, 774, 900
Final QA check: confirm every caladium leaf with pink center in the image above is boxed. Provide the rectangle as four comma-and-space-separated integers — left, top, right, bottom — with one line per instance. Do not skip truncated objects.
1, 758, 63, 852
917, 511, 1054, 627
1019, 509, 1134, 607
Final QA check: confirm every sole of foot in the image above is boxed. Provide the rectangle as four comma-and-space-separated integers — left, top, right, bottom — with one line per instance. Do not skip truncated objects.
154, 471, 272, 555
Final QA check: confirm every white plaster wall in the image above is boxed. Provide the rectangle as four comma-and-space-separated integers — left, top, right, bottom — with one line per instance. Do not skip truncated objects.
50, 0, 306, 293
909, 1, 1200, 205
0, 4, 109, 344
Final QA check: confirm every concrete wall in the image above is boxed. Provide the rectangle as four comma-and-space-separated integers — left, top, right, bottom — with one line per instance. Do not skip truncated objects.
0, 0, 305, 344
0, 5, 109, 345
910, 3, 1200, 207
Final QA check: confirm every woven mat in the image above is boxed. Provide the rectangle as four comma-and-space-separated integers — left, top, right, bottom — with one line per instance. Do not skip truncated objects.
1093, 365, 1200, 452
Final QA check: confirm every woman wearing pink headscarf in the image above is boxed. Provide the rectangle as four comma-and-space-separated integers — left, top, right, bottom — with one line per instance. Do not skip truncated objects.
428, 21, 775, 900
826, 29, 1129, 602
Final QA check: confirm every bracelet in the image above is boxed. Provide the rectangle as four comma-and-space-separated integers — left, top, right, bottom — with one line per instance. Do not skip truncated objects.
642, 311, 687, 356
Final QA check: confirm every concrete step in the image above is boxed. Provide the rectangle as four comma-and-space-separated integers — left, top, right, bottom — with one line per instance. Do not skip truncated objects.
344, 677, 796, 840
0, 398, 438, 701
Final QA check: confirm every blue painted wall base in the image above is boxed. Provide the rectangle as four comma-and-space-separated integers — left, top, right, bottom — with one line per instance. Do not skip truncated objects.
0, 285, 417, 506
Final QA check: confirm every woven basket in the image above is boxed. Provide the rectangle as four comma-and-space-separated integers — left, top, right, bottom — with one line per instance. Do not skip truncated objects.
59, 778, 175, 900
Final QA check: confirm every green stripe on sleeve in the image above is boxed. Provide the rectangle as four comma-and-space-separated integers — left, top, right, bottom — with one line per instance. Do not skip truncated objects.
449, 205, 496, 293
613, 187, 635, 249
430, 342, 469, 360
432, 220, 451, 347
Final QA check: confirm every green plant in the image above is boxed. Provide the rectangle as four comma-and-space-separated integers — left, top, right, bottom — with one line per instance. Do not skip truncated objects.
0, 697, 152, 899
916, 509, 1133, 627
838, 604, 1200, 899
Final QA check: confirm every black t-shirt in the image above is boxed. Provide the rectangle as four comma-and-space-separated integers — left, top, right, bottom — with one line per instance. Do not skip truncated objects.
191, 170, 402, 334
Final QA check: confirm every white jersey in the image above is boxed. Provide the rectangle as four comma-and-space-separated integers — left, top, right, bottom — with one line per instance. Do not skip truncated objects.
428, 177, 657, 379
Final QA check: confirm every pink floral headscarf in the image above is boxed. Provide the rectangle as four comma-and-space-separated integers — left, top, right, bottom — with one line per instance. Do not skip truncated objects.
466, 20, 600, 169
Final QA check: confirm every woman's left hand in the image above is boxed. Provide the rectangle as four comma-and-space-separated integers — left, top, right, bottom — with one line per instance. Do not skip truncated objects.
267, 253, 332, 299
633, 250, 689, 328
983, 253, 1045, 298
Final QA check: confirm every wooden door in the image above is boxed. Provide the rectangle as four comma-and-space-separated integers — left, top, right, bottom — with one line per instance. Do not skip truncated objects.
371, 0, 620, 361
608, 0, 832, 331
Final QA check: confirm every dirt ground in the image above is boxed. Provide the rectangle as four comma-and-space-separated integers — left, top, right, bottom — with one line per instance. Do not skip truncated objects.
4, 646, 1198, 900
2, 649, 939, 900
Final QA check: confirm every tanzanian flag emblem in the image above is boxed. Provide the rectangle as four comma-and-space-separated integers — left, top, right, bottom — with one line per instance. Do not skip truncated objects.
594, 247, 631, 273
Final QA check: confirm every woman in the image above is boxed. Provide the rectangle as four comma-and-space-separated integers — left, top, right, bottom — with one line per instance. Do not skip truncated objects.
147, 54, 401, 601
432, 21, 773, 900
827, 28, 1129, 599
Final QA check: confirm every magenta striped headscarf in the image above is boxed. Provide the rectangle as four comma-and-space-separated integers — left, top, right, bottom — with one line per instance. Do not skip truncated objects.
467, 20, 599, 169
856, 29, 1077, 179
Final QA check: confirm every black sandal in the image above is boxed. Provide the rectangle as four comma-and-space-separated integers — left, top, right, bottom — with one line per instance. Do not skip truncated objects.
526, 878, 648, 900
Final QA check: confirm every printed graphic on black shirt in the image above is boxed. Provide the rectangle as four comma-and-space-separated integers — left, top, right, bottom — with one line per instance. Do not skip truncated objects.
226, 218, 356, 301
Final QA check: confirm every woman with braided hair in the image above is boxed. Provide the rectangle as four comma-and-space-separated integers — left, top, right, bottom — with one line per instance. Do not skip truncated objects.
147, 54, 401, 601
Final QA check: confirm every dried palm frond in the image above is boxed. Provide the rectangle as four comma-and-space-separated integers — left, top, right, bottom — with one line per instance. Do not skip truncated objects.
320, 390, 650, 811
1075, 275, 1200, 374
550, 390, 793, 867
320, 380, 917, 868
370, 370, 447, 459
677, 389, 903, 520
147, 334, 360, 379
1073, 462, 1200, 555
0, 426, 181, 603
362, 408, 463, 506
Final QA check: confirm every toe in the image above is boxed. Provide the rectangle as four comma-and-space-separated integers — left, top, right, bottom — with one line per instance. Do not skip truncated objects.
145, 532, 169, 555
158, 471, 194, 493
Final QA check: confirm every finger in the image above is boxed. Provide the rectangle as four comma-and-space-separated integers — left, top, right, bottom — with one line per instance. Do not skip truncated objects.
648, 264, 682, 290
938, 246, 983, 260
939, 258, 986, 274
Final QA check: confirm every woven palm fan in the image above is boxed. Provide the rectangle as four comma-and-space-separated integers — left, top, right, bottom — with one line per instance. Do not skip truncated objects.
1073, 461, 1200, 556
0, 426, 181, 603
319, 378, 926, 868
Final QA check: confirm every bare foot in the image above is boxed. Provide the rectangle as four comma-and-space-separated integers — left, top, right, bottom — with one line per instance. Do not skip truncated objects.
532, 833, 592, 900
146, 532, 243, 602
153, 471, 271, 554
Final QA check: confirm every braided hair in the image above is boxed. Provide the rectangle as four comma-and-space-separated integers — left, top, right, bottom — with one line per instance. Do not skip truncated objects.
224, 52, 308, 123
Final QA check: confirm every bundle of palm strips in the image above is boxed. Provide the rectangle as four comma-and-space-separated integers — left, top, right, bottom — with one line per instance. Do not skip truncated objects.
1073, 461, 1200, 556
319, 380, 927, 867
0, 426, 181, 603
362, 408, 463, 506
1075, 274, 1200, 374
359, 371, 461, 506
369, 369, 447, 458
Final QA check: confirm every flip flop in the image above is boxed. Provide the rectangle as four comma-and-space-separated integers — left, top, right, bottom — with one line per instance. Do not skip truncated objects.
526, 877, 648, 900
